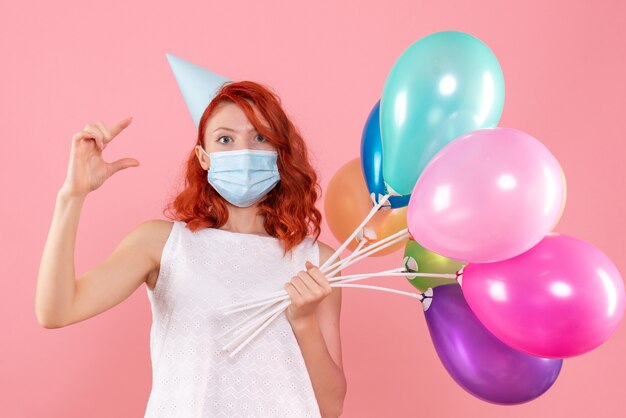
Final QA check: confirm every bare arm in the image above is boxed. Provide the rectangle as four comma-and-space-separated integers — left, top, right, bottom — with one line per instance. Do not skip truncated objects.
35, 117, 142, 328
35, 190, 86, 328
284, 242, 347, 417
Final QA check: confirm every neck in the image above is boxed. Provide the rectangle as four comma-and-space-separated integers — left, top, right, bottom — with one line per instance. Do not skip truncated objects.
221, 203, 267, 235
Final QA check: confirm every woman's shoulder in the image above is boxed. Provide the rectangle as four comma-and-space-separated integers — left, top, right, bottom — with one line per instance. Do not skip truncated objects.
312, 239, 337, 266
314, 240, 335, 254
131, 219, 176, 259
137, 219, 176, 239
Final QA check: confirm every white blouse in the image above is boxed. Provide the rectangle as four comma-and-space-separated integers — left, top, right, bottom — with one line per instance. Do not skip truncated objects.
144, 220, 321, 417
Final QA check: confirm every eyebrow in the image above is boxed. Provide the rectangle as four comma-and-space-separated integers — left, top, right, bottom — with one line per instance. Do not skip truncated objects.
212, 127, 257, 133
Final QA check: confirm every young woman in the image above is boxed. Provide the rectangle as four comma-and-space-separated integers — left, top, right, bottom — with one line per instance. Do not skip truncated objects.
35, 81, 347, 417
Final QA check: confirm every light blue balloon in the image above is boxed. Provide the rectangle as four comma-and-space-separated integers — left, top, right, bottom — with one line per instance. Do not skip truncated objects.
380, 31, 505, 196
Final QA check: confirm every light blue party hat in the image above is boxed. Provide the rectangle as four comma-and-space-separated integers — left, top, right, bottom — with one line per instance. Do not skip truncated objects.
166, 53, 231, 128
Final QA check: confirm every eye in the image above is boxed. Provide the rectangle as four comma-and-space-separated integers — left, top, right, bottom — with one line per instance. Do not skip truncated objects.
254, 134, 266, 142
217, 136, 232, 144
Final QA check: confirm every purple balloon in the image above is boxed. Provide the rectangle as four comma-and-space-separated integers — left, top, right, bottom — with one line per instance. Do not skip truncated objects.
461, 233, 626, 358
424, 284, 562, 405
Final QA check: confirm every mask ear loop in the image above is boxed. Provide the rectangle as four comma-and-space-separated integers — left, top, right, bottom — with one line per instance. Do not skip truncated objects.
197, 145, 211, 170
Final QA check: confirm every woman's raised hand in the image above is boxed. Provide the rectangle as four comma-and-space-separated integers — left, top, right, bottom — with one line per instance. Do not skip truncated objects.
61, 117, 139, 197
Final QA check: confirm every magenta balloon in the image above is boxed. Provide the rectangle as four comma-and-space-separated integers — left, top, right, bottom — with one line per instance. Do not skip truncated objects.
407, 127, 566, 263
461, 234, 625, 358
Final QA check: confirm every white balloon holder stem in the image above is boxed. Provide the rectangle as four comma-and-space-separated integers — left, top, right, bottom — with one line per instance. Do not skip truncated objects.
215, 193, 454, 357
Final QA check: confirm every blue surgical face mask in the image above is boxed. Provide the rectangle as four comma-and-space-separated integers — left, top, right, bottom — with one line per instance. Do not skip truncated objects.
198, 147, 281, 207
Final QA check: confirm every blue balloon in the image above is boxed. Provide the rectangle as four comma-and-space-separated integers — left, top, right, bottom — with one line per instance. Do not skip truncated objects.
423, 284, 563, 405
360, 99, 411, 208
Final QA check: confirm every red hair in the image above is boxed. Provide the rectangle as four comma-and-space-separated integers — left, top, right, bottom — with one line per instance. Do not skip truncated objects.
163, 80, 322, 254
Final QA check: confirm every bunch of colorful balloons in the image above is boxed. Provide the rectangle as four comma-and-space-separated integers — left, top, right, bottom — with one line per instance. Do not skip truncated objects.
324, 30, 625, 405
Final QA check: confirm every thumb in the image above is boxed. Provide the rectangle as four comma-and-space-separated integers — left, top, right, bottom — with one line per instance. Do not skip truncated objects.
109, 158, 140, 175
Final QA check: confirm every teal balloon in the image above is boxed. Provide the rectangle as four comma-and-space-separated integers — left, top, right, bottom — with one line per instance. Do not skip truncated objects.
380, 31, 505, 196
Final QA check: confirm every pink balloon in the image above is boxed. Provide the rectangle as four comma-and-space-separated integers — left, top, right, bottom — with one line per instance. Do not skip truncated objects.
461, 233, 625, 358
407, 127, 566, 263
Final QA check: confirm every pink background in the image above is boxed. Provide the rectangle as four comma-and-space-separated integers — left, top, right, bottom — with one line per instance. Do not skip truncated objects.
2, 0, 625, 416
